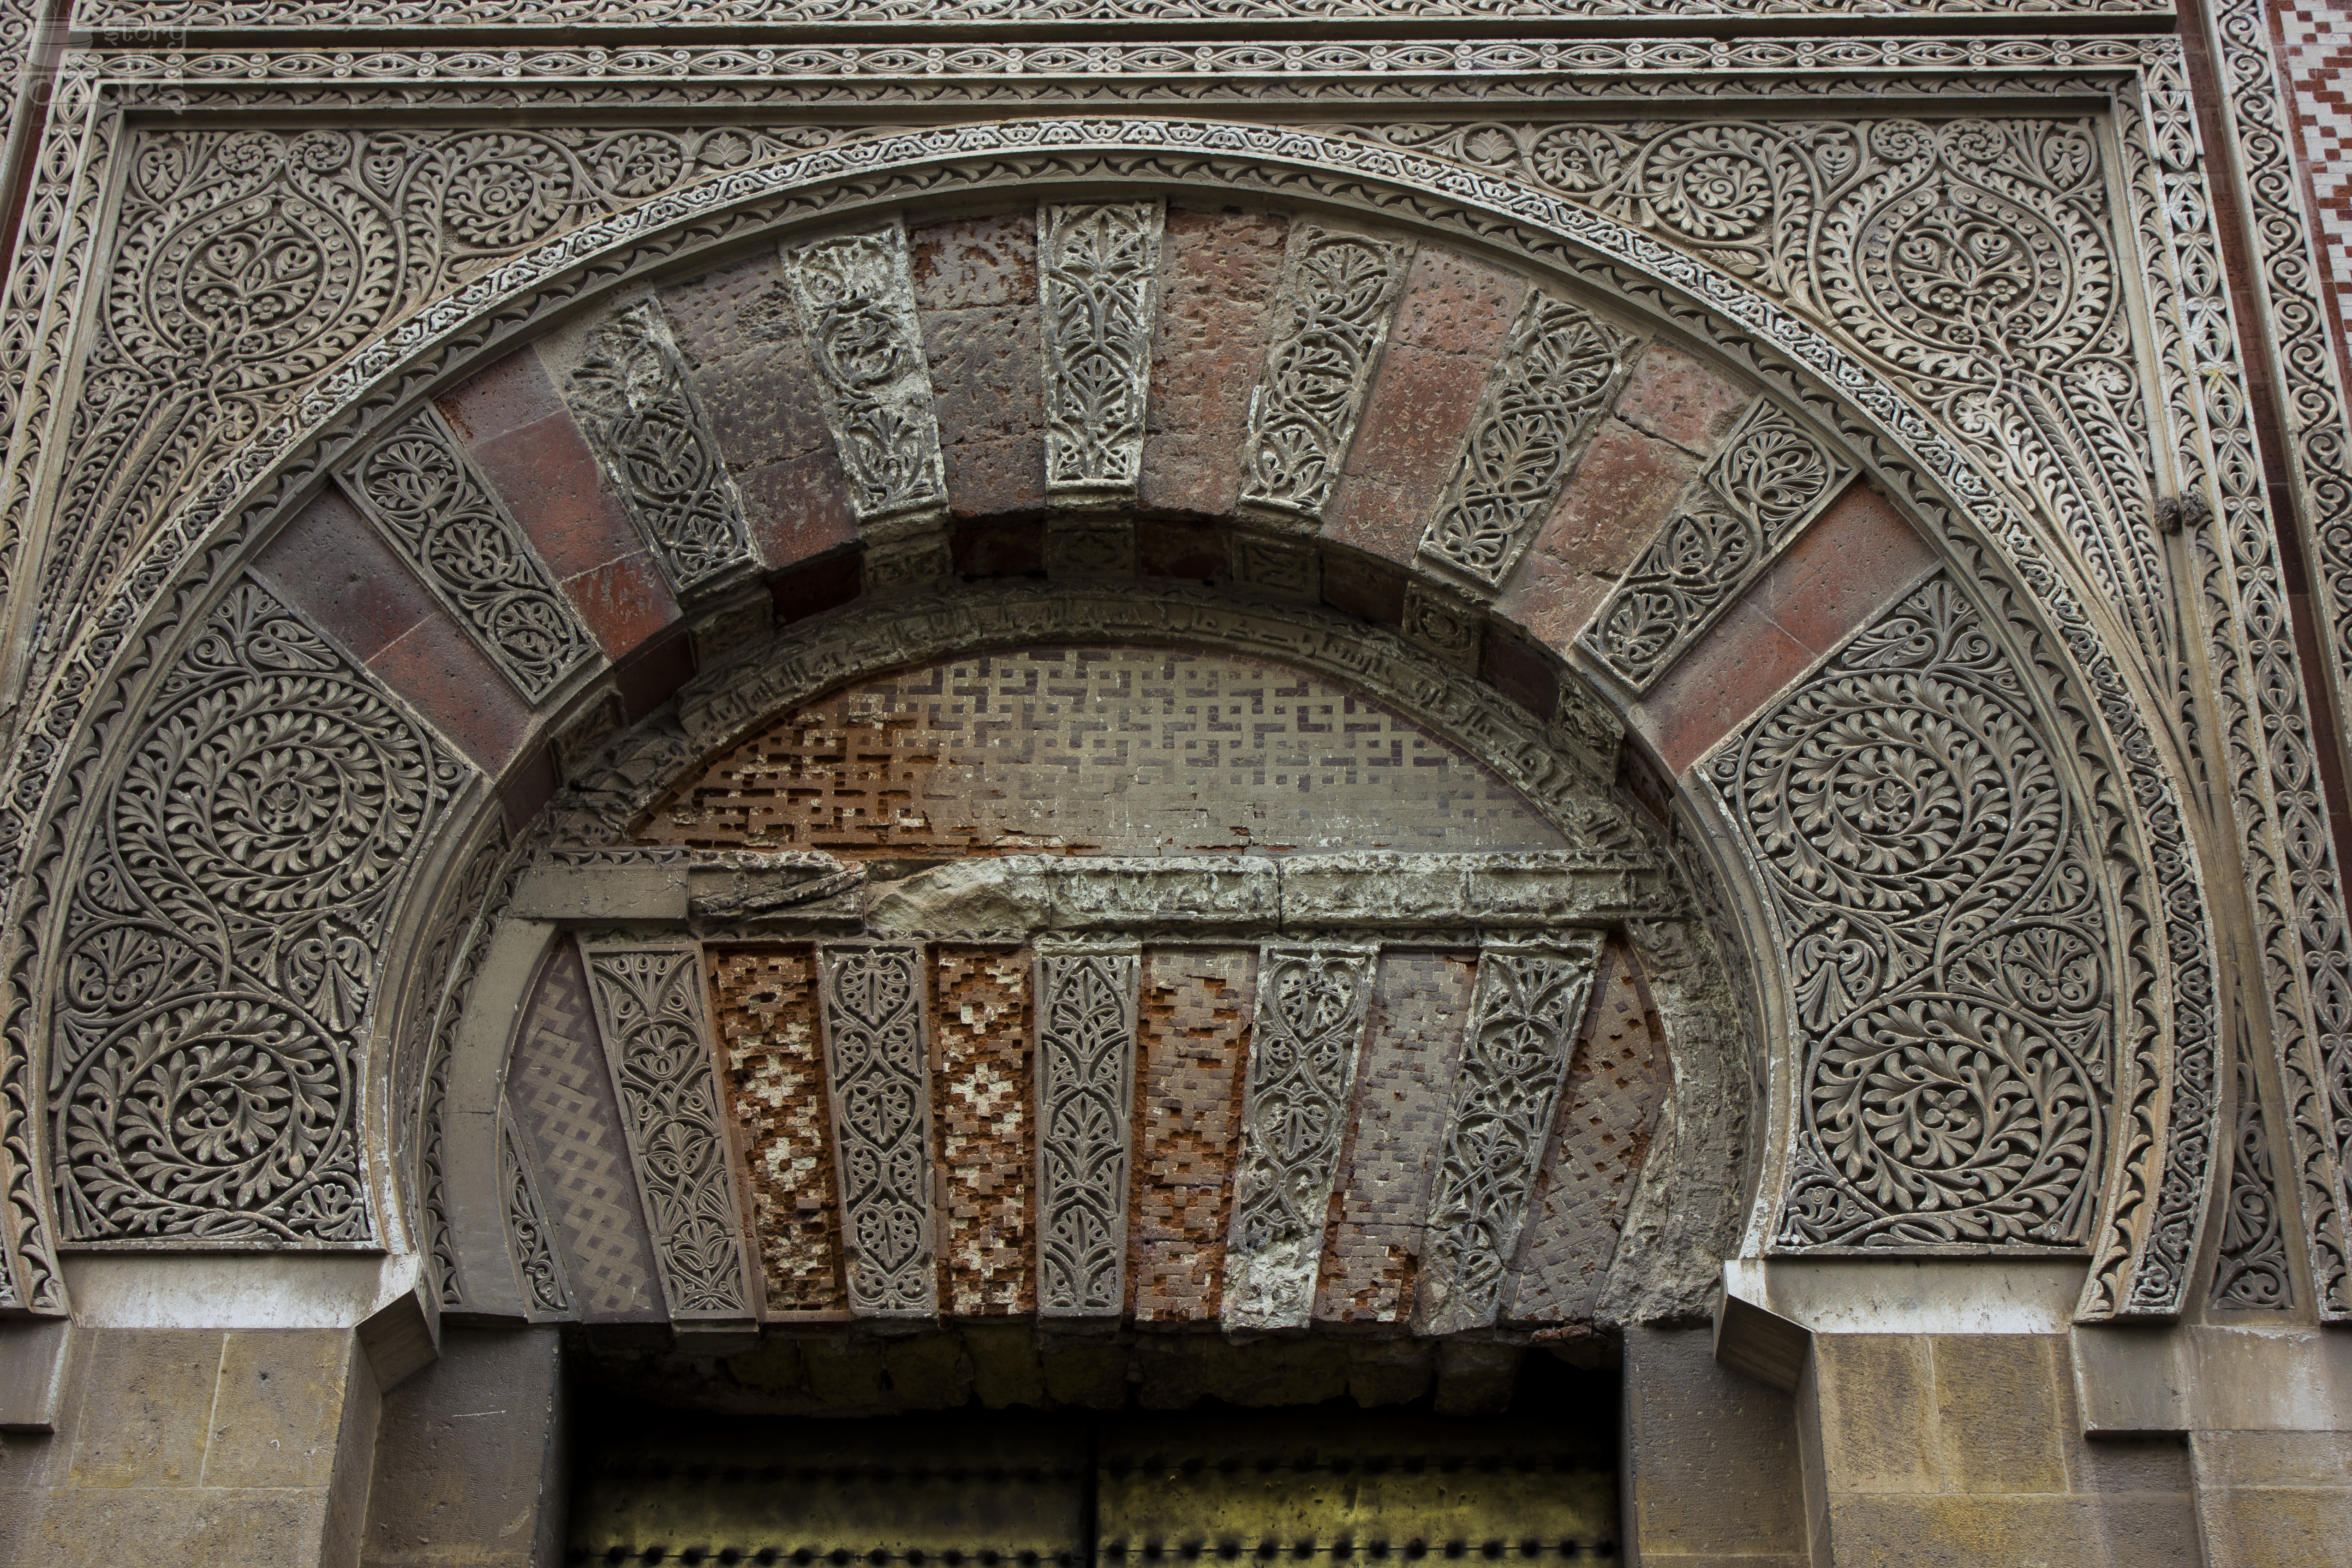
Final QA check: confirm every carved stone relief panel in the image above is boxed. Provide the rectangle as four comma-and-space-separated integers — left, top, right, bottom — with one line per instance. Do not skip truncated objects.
781, 220, 949, 536
1708, 572, 2116, 1252
1039, 202, 1164, 511
1223, 945, 1377, 1333
1415, 935, 1607, 1336
1034, 942, 1140, 1317
2210, 1019, 2293, 1312
816, 942, 937, 1318
580, 940, 758, 1324
562, 299, 759, 603
1415, 291, 1634, 595
1239, 224, 1415, 529
1580, 401, 1853, 692
50, 576, 464, 1246
501, 1103, 575, 1321
337, 405, 597, 704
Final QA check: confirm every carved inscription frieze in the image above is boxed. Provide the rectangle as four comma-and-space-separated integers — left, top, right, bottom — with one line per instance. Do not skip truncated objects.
1034, 943, 1140, 1316
1710, 573, 2116, 1252
782, 221, 947, 532
339, 406, 596, 703
50, 577, 464, 1245
817, 942, 937, 1318
1224, 945, 1377, 1332
565, 299, 758, 601
1039, 202, 1164, 509
1416, 936, 1606, 1336
581, 941, 755, 1321
1240, 225, 1414, 527
1416, 292, 1632, 593
1582, 401, 1850, 691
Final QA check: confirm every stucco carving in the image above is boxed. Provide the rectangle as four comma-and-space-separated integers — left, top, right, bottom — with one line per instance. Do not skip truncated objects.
818, 942, 937, 1318
1034, 942, 1139, 1318
1039, 201, 1163, 510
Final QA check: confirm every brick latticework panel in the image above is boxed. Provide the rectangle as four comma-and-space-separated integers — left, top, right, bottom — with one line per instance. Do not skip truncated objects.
707, 947, 845, 1314
1504, 941, 1668, 1323
505, 937, 663, 1320
1129, 948, 1255, 1323
633, 647, 1566, 857
1314, 950, 1478, 1325
931, 947, 1034, 1315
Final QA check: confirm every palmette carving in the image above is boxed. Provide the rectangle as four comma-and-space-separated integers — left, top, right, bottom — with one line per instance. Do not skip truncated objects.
1583, 401, 1851, 690
1711, 573, 2115, 1251
782, 221, 947, 530
1224, 946, 1376, 1332
51, 577, 464, 1245
1417, 937, 1606, 1336
501, 1108, 574, 1319
817, 943, 937, 1318
1416, 292, 1632, 591
566, 299, 757, 600
1034, 945, 1139, 1316
1240, 225, 1413, 526
1039, 202, 1163, 507
581, 942, 754, 1320
339, 407, 595, 703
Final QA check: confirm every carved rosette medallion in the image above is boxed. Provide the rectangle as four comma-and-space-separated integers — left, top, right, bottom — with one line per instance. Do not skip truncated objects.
1416, 937, 1606, 1336
1034, 943, 1140, 1317
565, 299, 758, 602
580, 941, 755, 1322
782, 221, 948, 533
338, 406, 596, 703
1224, 945, 1377, 1333
817, 942, 937, 1318
1039, 201, 1164, 509
51, 578, 463, 1245
1240, 224, 1414, 527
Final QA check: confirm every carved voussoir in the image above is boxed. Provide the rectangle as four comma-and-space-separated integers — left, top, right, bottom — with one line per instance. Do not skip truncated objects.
1229, 529, 1321, 602
1040, 201, 1164, 510
579, 940, 758, 1326
1034, 940, 1141, 1318
816, 942, 937, 1318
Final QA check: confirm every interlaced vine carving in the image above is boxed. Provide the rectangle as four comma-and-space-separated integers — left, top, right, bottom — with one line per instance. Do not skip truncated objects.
339, 407, 596, 703
1034, 944, 1138, 1316
1712, 573, 2116, 1250
501, 1106, 574, 1319
1241, 224, 1414, 526
782, 221, 947, 531
1417, 936, 1605, 1335
565, 299, 758, 602
1415, 292, 1631, 593
2209, 1020, 2292, 1312
1582, 401, 1852, 690
1223, 945, 1375, 1332
581, 942, 753, 1319
50, 577, 462, 1244
1039, 201, 1164, 508
818, 942, 937, 1318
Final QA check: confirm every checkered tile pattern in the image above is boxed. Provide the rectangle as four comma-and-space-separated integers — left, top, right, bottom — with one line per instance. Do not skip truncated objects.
2274, 1, 2352, 387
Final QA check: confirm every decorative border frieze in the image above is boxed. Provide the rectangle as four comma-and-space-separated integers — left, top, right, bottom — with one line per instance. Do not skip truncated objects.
1039, 201, 1163, 511
816, 941, 937, 1318
579, 939, 757, 1324
1224, 943, 1377, 1333
500, 1102, 575, 1320
338, 405, 597, 704
1033, 940, 1140, 1317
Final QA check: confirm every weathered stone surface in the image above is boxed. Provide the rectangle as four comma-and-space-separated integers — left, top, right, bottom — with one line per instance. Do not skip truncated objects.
914, 215, 1047, 519
1611, 341, 1753, 453
1141, 207, 1288, 519
1621, 1327, 1807, 1564
361, 1329, 566, 1568
1494, 417, 1698, 649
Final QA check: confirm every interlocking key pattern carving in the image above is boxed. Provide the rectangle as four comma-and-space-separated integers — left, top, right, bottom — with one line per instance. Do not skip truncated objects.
1582, 401, 1851, 690
1039, 202, 1164, 508
817, 943, 937, 1318
1224, 945, 1376, 1332
1707, 572, 2115, 1252
1035, 944, 1140, 1317
1240, 224, 1414, 527
581, 942, 755, 1321
51, 577, 463, 1244
565, 299, 757, 601
338, 405, 595, 704
1415, 292, 1632, 593
782, 221, 948, 532
501, 1107, 574, 1320
1416, 936, 1606, 1336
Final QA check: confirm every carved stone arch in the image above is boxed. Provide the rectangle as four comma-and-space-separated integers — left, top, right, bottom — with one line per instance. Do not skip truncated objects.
0, 120, 2216, 1332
